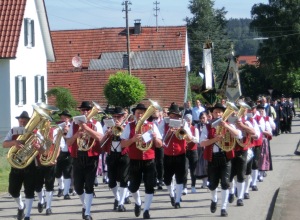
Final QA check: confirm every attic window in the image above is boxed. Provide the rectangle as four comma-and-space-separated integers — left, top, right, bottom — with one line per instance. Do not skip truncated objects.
24, 18, 35, 48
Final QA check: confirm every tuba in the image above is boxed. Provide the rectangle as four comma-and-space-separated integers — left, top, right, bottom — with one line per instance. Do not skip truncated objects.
235, 101, 252, 148
7, 105, 52, 169
135, 99, 161, 151
77, 101, 103, 151
216, 102, 238, 152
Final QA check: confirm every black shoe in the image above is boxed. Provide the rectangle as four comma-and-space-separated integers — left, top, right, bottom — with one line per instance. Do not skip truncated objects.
228, 193, 234, 203
174, 202, 180, 209
237, 199, 244, 206
64, 194, 71, 200
143, 210, 150, 219
24, 217, 31, 220
170, 196, 175, 207
46, 208, 52, 215
17, 205, 25, 220
118, 205, 126, 212
38, 202, 44, 213
57, 188, 64, 197
82, 208, 86, 219
263, 171, 267, 177
113, 199, 118, 210
69, 188, 74, 194
244, 193, 250, 199
252, 185, 258, 191
84, 215, 93, 220
221, 209, 228, 217
210, 200, 217, 213
134, 203, 141, 217
157, 184, 163, 190
124, 196, 131, 204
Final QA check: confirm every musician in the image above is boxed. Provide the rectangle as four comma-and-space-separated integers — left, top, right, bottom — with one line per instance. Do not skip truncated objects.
3, 111, 38, 220
199, 103, 242, 217
55, 110, 73, 199
183, 114, 199, 194
101, 106, 130, 212
120, 103, 162, 219
66, 101, 103, 220
228, 103, 259, 207
161, 103, 193, 208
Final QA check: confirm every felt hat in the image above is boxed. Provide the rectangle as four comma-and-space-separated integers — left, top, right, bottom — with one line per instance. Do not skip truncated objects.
16, 111, 30, 120
78, 101, 92, 110
132, 103, 147, 112
210, 103, 226, 112
58, 110, 72, 118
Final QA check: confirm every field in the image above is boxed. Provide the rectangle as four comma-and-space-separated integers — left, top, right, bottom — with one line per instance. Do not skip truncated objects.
0, 146, 10, 193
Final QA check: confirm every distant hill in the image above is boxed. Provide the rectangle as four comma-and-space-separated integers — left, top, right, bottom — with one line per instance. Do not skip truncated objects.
226, 18, 259, 56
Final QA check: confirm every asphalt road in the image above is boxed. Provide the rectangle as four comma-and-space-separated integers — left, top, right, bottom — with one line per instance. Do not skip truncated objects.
1, 117, 300, 220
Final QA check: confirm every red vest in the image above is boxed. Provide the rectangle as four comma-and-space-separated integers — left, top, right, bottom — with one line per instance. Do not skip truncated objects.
102, 127, 129, 155
252, 115, 263, 146
163, 123, 186, 156
203, 124, 235, 162
186, 125, 197, 151
128, 121, 155, 160
70, 119, 101, 158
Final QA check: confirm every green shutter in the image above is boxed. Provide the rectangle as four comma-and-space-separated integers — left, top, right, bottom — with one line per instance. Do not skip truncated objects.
23, 77, 26, 104
15, 76, 19, 105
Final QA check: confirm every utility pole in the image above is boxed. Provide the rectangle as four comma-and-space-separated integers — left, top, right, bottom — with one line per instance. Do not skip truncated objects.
153, 1, 160, 32
122, 1, 132, 75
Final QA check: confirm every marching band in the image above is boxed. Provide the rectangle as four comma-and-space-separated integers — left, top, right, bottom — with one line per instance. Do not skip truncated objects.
3, 95, 291, 220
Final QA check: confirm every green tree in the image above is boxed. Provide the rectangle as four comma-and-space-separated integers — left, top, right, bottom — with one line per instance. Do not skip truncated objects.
104, 72, 146, 108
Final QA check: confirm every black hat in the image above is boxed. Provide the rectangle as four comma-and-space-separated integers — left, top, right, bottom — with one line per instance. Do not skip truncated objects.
16, 111, 30, 120
58, 110, 72, 118
112, 106, 125, 115
132, 103, 147, 112
210, 103, 226, 112
168, 102, 181, 116
256, 104, 265, 109
78, 101, 92, 110
281, 94, 285, 98
246, 101, 256, 109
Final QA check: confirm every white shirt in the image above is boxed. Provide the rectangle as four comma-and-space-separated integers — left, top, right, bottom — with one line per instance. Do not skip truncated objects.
120, 121, 162, 140
66, 119, 104, 138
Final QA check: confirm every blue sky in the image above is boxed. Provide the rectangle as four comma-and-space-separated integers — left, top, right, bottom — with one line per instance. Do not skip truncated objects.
45, 0, 269, 30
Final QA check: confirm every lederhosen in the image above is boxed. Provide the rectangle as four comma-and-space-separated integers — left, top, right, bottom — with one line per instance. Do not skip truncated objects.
102, 127, 130, 189
194, 123, 208, 179
184, 125, 198, 187
163, 123, 187, 186
203, 124, 234, 191
8, 132, 37, 199
70, 120, 101, 195
127, 121, 157, 194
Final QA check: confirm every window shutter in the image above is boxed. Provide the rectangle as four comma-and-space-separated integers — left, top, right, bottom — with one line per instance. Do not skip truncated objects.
35, 75, 38, 103
24, 18, 28, 46
23, 77, 26, 104
31, 20, 35, 47
41, 76, 45, 102
15, 76, 19, 105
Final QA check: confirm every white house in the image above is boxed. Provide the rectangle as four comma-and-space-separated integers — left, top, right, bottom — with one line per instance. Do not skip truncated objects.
0, 0, 54, 137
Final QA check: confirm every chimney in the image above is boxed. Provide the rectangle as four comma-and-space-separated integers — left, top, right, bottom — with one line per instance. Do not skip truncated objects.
134, 19, 141, 35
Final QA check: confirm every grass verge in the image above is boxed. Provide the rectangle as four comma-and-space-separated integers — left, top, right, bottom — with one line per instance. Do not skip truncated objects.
0, 147, 10, 193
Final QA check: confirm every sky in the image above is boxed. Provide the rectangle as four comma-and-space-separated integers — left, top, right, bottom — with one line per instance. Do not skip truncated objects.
44, 0, 269, 31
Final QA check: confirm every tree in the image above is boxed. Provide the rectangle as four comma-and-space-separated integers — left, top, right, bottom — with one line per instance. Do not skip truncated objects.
104, 72, 146, 108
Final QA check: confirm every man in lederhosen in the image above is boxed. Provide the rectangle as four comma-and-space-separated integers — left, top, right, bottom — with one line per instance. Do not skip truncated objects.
101, 106, 130, 212
120, 103, 162, 219
66, 101, 103, 220
199, 103, 242, 217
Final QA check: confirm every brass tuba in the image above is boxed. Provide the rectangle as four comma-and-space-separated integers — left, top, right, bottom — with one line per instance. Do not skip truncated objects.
235, 101, 252, 148
7, 105, 52, 169
77, 101, 103, 151
135, 99, 161, 151
216, 102, 238, 152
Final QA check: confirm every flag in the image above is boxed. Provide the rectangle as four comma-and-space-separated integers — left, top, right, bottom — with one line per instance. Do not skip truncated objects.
225, 56, 242, 102
203, 48, 213, 90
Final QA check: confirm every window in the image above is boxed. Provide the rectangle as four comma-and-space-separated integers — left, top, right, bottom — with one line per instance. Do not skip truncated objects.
35, 75, 45, 103
15, 76, 27, 106
24, 18, 35, 48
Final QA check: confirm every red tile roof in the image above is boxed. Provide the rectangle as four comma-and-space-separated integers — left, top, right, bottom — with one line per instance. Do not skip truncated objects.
0, 0, 26, 58
237, 56, 259, 66
48, 26, 188, 107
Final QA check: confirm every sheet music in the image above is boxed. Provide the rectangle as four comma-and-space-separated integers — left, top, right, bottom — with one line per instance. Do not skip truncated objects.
169, 119, 182, 128
73, 115, 87, 124
103, 119, 115, 128
142, 130, 153, 143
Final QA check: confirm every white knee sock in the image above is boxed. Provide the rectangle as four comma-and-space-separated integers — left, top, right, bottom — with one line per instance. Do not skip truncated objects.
14, 195, 24, 209
210, 189, 218, 202
25, 198, 34, 218
251, 169, 258, 186
57, 177, 64, 190
143, 193, 153, 211
119, 187, 127, 205
132, 190, 141, 206
221, 189, 229, 210
245, 175, 252, 193
78, 193, 86, 209
175, 184, 183, 203
45, 191, 53, 209
236, 182, 245, 199
167, 185, 175, 197
229, 180, 235, 194
63, 178, 71, 196
111, 186, 120, 201
84, 193, 93, 216
36, 191, 44, 204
